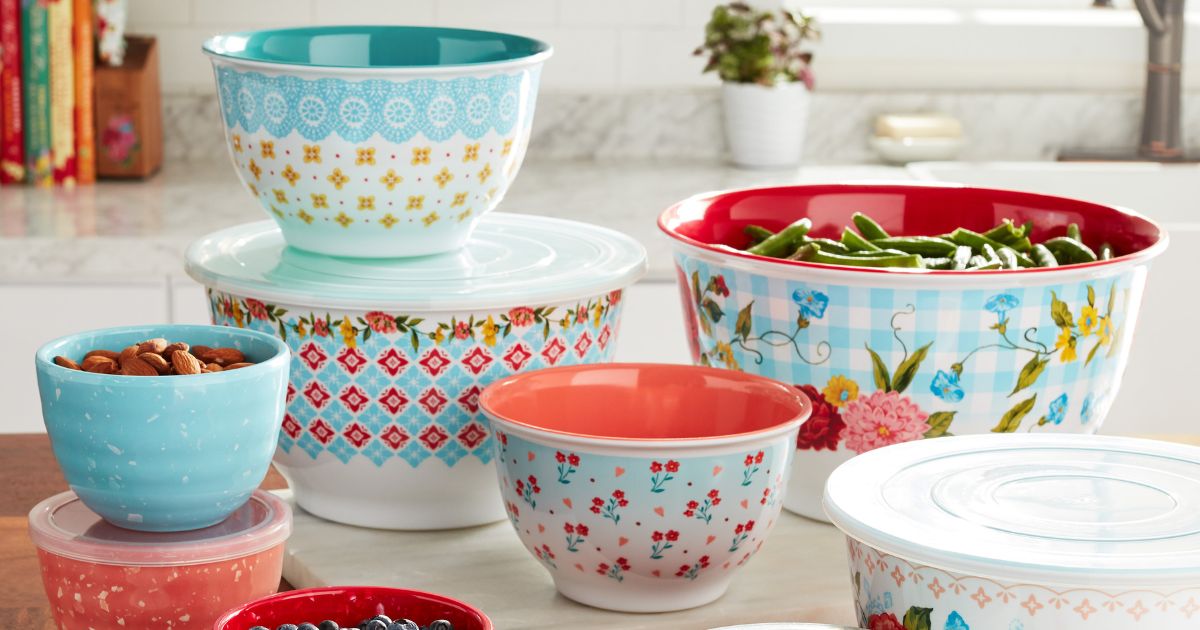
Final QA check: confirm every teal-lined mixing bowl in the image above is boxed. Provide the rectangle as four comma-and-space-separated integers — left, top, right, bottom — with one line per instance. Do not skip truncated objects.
35, 325, 290, 532
202, 26, 552, 258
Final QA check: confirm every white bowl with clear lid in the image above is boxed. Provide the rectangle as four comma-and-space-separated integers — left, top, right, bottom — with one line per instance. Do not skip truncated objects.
185, 213, 647, 530
823, 434, 1200, 630
29, 489, 291, 630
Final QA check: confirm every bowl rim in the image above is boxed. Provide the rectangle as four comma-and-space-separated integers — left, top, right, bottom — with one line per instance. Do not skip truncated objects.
34, 323, 291, 384
201, 25, 553, 75
480, 363, 812, 449
212, 585, 495, 630
657, 181, 1170, 278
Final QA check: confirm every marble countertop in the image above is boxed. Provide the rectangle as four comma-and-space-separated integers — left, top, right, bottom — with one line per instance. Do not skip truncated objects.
0, 160, 907, 283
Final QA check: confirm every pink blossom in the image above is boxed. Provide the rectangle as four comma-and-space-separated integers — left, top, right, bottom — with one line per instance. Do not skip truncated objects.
841, 390, 929, 454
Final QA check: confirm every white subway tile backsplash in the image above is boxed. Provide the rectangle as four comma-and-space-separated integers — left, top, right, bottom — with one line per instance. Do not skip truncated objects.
519, 26, 620, 91
155, 27, 227, 94
558, 0, 684, 27
617, 28, 709, 88
127, 0, 191, 26
313, 0, 437, 25
434, 0, 558, 28
191, 0, 315, 26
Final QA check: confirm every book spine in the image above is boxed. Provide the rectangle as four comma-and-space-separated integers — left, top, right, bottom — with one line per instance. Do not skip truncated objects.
71, 0, 91, 183
47, 0, 73, 185
0, 0, 25, 183
21, 0, 51, 187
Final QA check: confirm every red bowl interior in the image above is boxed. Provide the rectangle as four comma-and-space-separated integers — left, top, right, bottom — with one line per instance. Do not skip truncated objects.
213, 586, 493, 630
658, 183, 1166, 272
480, 363, 810, 441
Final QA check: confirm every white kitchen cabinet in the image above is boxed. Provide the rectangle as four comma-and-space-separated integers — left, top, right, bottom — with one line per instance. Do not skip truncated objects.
0, 282, 169, 433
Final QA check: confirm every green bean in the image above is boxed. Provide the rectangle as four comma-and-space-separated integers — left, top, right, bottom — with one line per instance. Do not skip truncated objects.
841, 227, 882, 252
996, 248, 1020, 270
803, 237, 852, 255
810, 250, 925, 268
744, 225, 774, 246
948, 229, 1036, 267
1066, 223, 1082, 242
968, 254, 989, 268
748, 218, 812, 258
1100, 243, 1114, 260
1044, 236, 1097, 264
852, 212, 890, 240
846, 249, 909, 257
952, 245, 973, 270
983, 219, 1024, 246
1007, 236, 1033, 253
981, 243, 1000, 264
787, 243, 819, 261
924, 257, 954, 270
972, 260, 1003, 270
870, 236, 958, 257
1032, 244, 1058, 268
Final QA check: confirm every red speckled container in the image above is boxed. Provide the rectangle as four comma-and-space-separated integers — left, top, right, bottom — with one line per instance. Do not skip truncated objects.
30, 490, 291, 630
215, 586, 494, 630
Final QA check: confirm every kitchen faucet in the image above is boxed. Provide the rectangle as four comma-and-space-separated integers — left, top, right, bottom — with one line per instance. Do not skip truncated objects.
1136, 0, 1186, 159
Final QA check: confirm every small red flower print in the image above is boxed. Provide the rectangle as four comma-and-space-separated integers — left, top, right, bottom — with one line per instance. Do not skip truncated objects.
364, 311, 397, 334
744, 455, 754, 466
507, 306, 535, 327
245, 299, 270, 321
565, 523, 574, 534
687, 500, 699, 509
568, 453, 580, 466
649, 459, 678, 493
650, 461, 663, 473
576, 524, 589, 536
617, 557, 631, 571
564, 521, 588, 551
713, 276, 730, 297
528, 475, 541, 493
745, 520, 755, 531
555, 451, 580, 484
498, 432, 508, 446
556, 451, 566, 463
795, 384, 846, 451
867, 613, 905, 630
453, 321, 471, 340
687, 492, 720, 523
593, 490, 627, 523
666, 460, 680, 473
312, 317, 330, 337
222, 300, 234, 317
754, 451, 764, 464
666, 530, 679, 542
652, 531, 664, 542
608, 289, 622, 305
576, 307, 589, 324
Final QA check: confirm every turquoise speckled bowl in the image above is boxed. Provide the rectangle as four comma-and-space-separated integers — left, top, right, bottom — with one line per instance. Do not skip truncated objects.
202, 26, 552, 258
35, 325, 290, 532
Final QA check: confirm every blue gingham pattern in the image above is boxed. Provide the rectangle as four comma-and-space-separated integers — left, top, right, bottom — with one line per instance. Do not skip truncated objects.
675, 253, 1143, 438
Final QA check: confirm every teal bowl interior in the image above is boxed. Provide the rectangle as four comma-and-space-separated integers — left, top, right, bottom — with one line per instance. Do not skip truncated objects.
202, 25, 551, 69
35, 325, 290, 532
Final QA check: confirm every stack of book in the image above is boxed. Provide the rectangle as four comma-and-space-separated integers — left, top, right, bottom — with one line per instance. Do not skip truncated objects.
1, 0, 97, 187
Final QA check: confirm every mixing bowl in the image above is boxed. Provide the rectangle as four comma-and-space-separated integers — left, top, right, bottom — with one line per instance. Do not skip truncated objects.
203, 26, 551, 258
658, 183, 1167, 521
481, 363, 811, 613
214, 586, 493, 630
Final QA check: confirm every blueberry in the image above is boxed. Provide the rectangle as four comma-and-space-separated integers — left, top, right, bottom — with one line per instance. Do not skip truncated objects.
363, 621, 388, 630
429, 621, 453, 630
319, 622, 340, 630
250, 627, 269, 630
371, 615, 393, 624
276, 625, 299, 630
298, 624, 319, 630
395, 620, 419, 630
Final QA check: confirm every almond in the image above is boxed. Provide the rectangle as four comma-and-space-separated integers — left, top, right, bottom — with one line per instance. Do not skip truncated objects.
190, 345, 214, 360
137, 338, 169, 355
171, 350, 204, 375
120, 355, 158, 376
84, 349, 120, 361
53, 356, 82, 370
81, 355, 118, 374
224, 362, 255, 371
139, 352, 171, 374
162, 342, 190, 359
204, 347, 245, 366
118, 345, 140, 367
205, 363, 224, 372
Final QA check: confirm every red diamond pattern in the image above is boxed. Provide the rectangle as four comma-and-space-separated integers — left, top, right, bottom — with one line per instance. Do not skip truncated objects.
302, 381, 333, 409
376, 347, 410, 377
573, 331, 593, 358
335, 347, 369, 375
418, 347, 452, 377
417, 387, 449, 416
282, 413, 302, 439
457, 422, 489, 450
541, 337, 566, 365
308, 418, 335, 445
502, 342, 533, 371
338, 385, 370, 414
297, 342, 329, 371
418, 424, 450, 451
286, 382, 297, 403
377, 386, 410, 415
380, 424, 411, 450
598, 325, 612, 350
457, 385, 483, 414
460, 346, 494, 375
342, 421, 372, 448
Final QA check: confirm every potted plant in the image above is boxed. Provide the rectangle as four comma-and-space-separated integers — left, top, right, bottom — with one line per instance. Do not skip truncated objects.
695, 2, 819, 168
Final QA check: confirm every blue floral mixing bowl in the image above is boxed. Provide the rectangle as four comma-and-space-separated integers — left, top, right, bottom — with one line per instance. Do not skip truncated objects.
203, 26, 551, 258
35, 324, 290, 532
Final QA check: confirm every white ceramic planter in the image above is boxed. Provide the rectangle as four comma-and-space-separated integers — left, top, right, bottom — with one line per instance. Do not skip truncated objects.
722, 82, 811, 168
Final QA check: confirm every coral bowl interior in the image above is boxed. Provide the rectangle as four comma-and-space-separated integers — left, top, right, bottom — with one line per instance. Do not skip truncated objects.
214, 586, 493, 630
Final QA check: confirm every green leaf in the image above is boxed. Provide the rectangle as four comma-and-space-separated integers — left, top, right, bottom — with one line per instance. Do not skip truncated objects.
1107, 281, 1117, 316
691, 270, 702, 306
543, 320, 551, 340
503, 323, 512, 337
924, 411, 956, 438
902, 606, 933, 630
1087, 284, 1096, 307
408, 317, 424, 327
362, 328, 371, 341
865, 344, 892, 392
992, 394, 1037, 433
1085, 340, 1104, 366
1009, 356, 1049, 396
275, 308, 288, 318
410, 330, 420, 352
699, 353, 712, 367
700, 297, 725, 324
277, 320, 287, 342
1050, 291, 1073, 329
892, 341, 932, 394
735, 301, 754, 339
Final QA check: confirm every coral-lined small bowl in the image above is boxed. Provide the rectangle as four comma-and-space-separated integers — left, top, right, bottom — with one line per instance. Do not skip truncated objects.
480, 363, 811, 613
658, 183, 1167, 522
214, 586, 493, 630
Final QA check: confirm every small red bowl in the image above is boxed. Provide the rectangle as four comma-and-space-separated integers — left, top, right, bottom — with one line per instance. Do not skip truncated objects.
213, 586, 493, 630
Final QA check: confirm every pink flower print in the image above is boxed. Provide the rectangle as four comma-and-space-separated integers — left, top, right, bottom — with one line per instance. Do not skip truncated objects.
708, 489, 721, 506
101, 114, 137, 163
608, 290, 622, 305
742, 450, 764, 486
597, 557, 632, 582
453, 320, 472, 340
676, 555, 711, 580
505, 501, 520, 524
311, 317, 330, 337
364, 311, 397, 334
564, 522, 588, 552
507, 306, 535, 327
593, 490, 627, 523
516, 475, 541, 508
650, 529, 680, 559
649, 459, 679, 493
576, 306, 590, 324
730, 520, 755, 552
713, 275, 730, 297
683, 500, 699, 518
245, 299, 270, 321
760, 487, 772, 506
842, 390, 930, 454
686, 491, 720, 523
535, 543, 556, 568
555, 451, 580, 484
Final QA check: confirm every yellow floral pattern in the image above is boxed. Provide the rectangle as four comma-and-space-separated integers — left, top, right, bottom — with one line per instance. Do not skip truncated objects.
823, 375, 859, 408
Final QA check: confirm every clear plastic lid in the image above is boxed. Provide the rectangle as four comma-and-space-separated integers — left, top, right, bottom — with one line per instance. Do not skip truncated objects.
823, 435, 1200, 587
184, 214, 648, 311
29, 490, 292, 566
